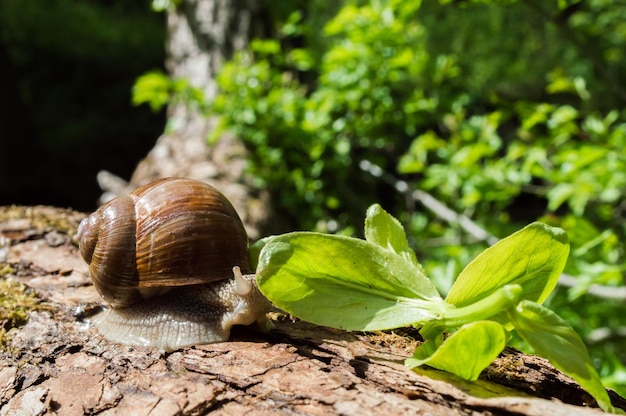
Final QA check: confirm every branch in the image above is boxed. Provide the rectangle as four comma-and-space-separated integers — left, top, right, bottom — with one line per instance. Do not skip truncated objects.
358, 159, 626, 301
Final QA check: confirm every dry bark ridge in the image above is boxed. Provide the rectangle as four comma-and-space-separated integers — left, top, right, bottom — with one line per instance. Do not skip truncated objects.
1, 206, 625, 415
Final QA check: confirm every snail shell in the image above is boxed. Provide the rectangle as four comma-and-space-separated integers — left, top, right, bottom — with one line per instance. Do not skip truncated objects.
78, 177, 251, 307
77, 177, 271, 350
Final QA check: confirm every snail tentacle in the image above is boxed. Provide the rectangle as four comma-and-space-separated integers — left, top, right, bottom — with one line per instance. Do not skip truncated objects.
232, 266, 253, 296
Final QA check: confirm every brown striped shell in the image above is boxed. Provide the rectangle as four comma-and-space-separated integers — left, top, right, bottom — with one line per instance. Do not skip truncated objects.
77, 177, 251, 309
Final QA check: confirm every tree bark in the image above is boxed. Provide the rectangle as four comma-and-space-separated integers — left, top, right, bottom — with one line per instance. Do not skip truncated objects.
98, 0, 273, 240
1, 206, 625, 415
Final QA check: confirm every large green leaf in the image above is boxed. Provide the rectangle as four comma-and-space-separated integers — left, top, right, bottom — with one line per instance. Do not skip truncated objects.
446, 222, 569, 307
509, 301, 615, 413
256, 232, 446, 330
406, 321, 507, 381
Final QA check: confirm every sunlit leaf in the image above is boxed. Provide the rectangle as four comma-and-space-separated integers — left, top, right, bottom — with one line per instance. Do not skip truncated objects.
132, 70, 171, 112
257, 232, 445, 331
364, 204, 422, 270
509, 301, 614, 413
446, 222, 569, 307
406, 321, 507, 381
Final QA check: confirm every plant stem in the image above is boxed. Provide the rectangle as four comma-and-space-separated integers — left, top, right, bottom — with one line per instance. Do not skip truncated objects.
440, 284, 522, 328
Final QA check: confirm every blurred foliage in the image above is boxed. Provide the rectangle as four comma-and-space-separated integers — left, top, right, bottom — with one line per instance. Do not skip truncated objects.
134, 0, 626, 397
210, 0, 453, 232
133, 70, 207, 113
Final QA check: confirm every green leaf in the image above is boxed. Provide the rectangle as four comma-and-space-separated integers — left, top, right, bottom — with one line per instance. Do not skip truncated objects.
446, 222, 569, 307
406, 321, 507, 381
509, 301, 614, 413
364, 204, 422, 270
547, 183, 575, 212
132, 70, 172, 112
250, 39, 281, 56
256, 232, 446, 331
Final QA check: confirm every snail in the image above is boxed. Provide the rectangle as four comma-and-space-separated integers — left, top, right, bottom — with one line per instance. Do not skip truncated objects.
76, 177, 271, 351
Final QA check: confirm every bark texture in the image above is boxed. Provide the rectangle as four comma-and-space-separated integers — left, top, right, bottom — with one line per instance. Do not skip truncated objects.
98, 0, 273, 240
1, 206, 625, 415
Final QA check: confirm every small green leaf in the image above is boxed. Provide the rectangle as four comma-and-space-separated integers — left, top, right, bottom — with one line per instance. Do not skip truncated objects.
446, 222, 569, 307
256, 232, 446, 331
547, 182, 576, 212
406, 321, 507, 381
364, 204, 422, 270
132, 70, 172, 112
509, 301, 614, 413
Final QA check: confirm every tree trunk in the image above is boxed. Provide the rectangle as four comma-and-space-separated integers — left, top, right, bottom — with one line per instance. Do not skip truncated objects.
98, 0, 272, 240
1, 206, 625, 415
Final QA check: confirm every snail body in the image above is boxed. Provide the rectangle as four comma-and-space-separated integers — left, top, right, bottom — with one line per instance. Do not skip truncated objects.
77, 177, 271, 351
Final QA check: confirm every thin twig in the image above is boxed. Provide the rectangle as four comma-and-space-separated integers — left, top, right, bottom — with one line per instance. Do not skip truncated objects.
588, 326, 626, 344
